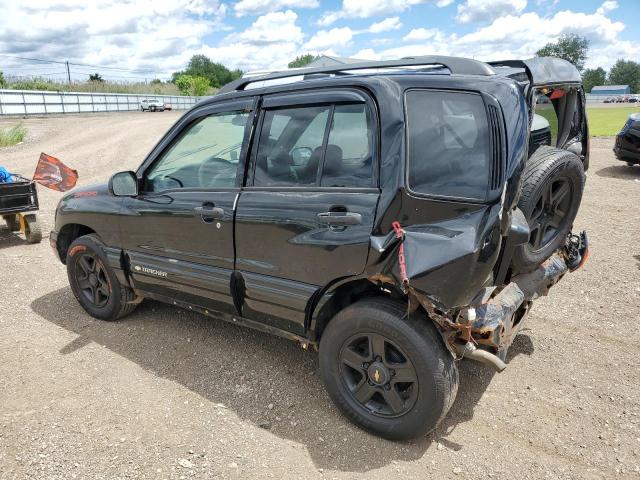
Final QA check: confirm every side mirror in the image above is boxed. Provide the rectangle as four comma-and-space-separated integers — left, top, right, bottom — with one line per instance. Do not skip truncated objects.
291, 147, 313, 166
109, 171, 138, 196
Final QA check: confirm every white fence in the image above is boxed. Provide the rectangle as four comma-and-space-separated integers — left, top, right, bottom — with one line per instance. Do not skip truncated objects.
0, 89, 202, 116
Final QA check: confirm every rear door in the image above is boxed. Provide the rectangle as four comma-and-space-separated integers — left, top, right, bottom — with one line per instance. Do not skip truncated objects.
120, 99, 254, 316
234, 89, 380, 334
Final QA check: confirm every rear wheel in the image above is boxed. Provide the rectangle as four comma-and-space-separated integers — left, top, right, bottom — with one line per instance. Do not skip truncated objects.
512, 146, 585, 272
66, 234, 139, 321
319, 298, 458, 440
3, 214, 19, 232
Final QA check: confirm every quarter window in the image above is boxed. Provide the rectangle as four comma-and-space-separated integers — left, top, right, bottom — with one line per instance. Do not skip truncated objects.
406, 90, 490, 200
146, 111, 249, 191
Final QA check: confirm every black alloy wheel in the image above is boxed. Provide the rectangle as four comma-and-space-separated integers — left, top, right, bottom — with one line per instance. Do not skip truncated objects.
528, 176, 572, 251
339, 332, 419, 417
320, 298, 458, 440
74, 252, 111, 308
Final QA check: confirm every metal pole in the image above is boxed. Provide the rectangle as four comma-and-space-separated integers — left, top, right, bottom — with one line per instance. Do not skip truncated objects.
66, 61, 71, 84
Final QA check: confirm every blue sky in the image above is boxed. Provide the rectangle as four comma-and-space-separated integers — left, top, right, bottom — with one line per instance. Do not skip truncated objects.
0, 0, 638, 81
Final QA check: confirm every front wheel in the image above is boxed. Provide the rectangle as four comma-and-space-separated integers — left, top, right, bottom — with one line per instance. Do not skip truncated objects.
23, 214, 42, 243
319, 298, 458, 440
66, 234, 139, 321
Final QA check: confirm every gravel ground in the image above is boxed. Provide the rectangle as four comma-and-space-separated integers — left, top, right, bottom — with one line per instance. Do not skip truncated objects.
0, 112, 638, 480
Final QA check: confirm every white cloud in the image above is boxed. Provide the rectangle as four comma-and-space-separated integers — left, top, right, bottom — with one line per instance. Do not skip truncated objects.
596, 0, 618, 15
457, 0, 527, 24
368, 17, 403, 33
352, 48, 382, 60
234, 10, 303, 44
319, 0, 446, 26
0, 0, 227, 79
357, 5, 636, 70
234, 0, 319, 17
304, 27, 354, 51
403, 27, 441, 41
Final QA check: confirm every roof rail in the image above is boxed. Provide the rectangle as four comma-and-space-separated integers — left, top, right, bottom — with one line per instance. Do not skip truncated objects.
218, 55, 495, 95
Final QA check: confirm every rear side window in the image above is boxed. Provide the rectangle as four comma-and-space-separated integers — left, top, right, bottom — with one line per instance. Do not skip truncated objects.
253, 102, 374, 188
322, 104, 373, 187
406, 90, 490, 200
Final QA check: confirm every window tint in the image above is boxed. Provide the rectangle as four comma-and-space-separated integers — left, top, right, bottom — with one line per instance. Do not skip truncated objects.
146, 111, 248, 191
254, 106, 330, 186
254, 102, 374, 188
322, 104, 373, 187
406, 90, 490, 200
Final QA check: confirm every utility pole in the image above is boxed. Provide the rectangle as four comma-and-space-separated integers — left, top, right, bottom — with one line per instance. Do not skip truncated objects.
66, 61, 71, 84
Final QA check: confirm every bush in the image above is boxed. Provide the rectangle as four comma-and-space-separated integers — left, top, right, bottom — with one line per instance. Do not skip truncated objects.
174, 74, 210, 96
191, 76, 210, 96
174, 74, 194, 95
0, 123, 27, 148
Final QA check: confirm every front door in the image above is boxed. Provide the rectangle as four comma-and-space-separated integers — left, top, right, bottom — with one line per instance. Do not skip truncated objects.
120, 100, 253, 316
234, 90, 380, 334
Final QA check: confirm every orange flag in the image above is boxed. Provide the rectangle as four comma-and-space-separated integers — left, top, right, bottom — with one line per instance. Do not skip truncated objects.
33, 153, 78, 192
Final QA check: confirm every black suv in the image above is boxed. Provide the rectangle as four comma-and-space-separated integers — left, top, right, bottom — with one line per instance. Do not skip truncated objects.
50, 56, 589, 440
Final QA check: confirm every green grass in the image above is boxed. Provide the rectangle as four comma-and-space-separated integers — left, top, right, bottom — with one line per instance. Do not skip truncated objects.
0, 123, 27, 147
586, 106, 639, 136
536, 104, 639, 137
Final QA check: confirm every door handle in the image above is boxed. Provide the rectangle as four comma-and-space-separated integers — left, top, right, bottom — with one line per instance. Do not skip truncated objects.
317, 211, 362, 226
194, 205, 224, 223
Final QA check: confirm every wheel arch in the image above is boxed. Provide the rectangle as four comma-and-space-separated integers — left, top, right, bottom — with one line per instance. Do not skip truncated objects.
307, 277, 404, 342
56, 223, 97, 264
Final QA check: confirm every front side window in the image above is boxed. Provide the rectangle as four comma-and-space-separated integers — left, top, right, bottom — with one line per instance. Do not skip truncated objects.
146, 111, 249, 191
406, 90, 490, 200
254, 102, 374, 188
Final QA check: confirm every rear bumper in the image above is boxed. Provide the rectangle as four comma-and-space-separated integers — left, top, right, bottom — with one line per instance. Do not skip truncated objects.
614, 146, 640, 162
458, 231, 588, 365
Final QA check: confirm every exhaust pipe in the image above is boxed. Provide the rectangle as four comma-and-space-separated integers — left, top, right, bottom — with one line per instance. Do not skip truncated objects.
454, 342, 507, 372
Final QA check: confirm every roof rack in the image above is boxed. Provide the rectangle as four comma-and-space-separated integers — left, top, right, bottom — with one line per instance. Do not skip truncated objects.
217, 55, 496, 95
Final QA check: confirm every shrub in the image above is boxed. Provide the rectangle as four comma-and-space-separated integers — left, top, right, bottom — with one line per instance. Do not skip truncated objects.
0, 123, 27, 148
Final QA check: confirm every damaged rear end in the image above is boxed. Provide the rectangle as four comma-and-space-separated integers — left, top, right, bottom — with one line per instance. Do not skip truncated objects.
366, 58, 589, 371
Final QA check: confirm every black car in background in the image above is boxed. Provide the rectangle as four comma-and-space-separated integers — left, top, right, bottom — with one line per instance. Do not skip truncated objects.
614, 113, 640, 165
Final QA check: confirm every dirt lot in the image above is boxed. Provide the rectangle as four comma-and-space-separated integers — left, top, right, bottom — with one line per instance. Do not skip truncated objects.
0, 112, 639, 479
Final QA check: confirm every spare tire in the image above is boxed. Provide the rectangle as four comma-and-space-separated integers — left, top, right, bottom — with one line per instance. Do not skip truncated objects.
512, 146, 585, 273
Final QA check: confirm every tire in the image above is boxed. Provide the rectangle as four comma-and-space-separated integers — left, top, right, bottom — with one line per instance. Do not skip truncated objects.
66, 234, 139, 321
23, 214, 42, 243
319, 297, 458, 440
512, 146, 585, 273
3, 214, 19, 232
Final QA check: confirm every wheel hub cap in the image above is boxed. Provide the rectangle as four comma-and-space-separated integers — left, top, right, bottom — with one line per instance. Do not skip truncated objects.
367, 362, 389, 385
